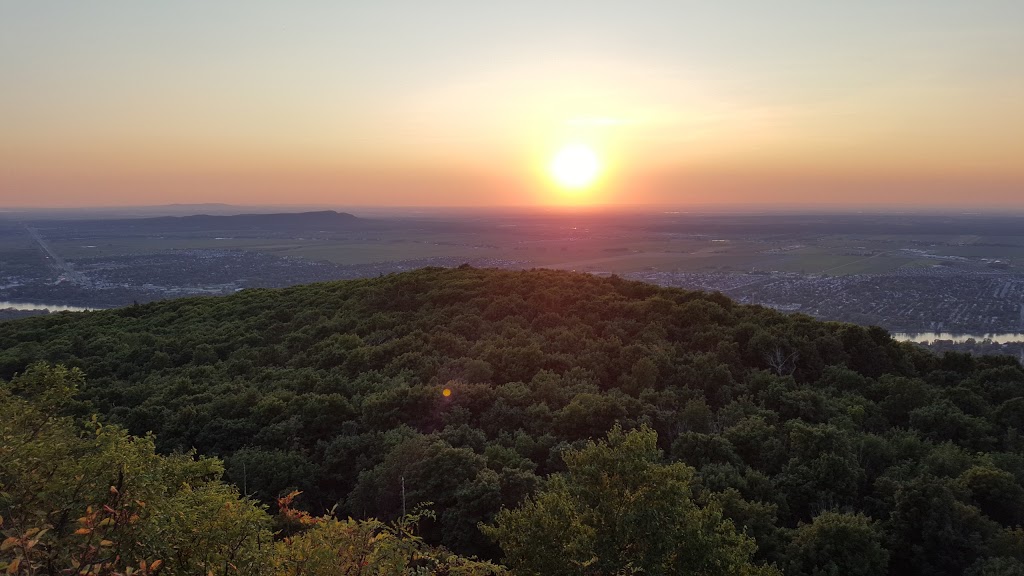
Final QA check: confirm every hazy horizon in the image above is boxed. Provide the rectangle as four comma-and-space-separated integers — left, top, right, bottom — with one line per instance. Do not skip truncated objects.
7, 202, 1024, 220
3, 2, 1023, 209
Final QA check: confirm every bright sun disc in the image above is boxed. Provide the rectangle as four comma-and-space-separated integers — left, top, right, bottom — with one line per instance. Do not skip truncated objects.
550, 144, 600, 189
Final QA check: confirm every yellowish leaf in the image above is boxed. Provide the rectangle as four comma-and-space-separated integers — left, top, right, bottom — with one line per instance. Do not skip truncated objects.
0, 538, 17, 551
7, 557, 20, 574
150, 559, 163, 572
100, 540, 114, 547
74, 528, 91, 535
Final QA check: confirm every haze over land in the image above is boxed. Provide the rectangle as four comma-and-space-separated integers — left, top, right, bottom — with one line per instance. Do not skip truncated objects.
5, 208, 1024, 357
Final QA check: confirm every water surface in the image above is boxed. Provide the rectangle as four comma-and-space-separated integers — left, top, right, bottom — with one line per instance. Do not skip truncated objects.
0, 301, 94, 312
894, 332, 1024, 344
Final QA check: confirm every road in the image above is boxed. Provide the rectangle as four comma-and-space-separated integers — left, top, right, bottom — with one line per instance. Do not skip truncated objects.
25, 225, 86, 284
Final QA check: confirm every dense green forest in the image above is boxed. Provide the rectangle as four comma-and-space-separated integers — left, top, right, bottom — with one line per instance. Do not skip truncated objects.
2, 266, 1024, 575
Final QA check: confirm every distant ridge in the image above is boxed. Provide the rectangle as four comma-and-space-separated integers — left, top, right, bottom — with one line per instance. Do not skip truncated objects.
92, 210, 364, 231
143, 210, 359, 225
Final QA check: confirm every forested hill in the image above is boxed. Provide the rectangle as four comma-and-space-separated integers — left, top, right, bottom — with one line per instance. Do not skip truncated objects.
2, 266, 1024, 575
65, 209, 363, 232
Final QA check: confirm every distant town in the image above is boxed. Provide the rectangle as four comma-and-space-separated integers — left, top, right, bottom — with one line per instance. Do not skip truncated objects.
4, 209, 1024, 355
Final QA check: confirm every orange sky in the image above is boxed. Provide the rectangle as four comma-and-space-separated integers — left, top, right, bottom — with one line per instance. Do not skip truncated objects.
2, 2, 1023, 209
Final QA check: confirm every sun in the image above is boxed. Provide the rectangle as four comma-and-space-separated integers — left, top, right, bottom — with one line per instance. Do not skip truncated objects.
550, 144, 601, 190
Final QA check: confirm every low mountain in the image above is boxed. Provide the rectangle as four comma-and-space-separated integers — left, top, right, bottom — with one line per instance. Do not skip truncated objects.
42, 210, 365, 233
124, 209, 362, 230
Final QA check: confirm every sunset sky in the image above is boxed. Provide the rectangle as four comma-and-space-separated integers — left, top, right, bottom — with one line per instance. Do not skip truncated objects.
2, 1, 1023, 209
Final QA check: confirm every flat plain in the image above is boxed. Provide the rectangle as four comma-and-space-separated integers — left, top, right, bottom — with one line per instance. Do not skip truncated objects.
3, 209, 1024, 336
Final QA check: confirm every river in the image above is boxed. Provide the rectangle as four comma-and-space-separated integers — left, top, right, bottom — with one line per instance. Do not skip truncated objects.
894, 332, 1024, 344
0, 301, 95, 312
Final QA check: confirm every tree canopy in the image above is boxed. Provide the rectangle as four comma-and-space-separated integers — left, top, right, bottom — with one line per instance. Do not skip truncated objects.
0, 363, 504, 575
483, 425, 779, 575
2, 266, 1024, 574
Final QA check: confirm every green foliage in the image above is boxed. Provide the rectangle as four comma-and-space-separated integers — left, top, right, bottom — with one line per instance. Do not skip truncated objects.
786, 512, 889, 576
1, 364, 500, 575
959, 465, 1024, 526
2, 267, 1024, 574
885, 474, 1000, 576
346, 434, 503, 555
965, 557, 1024, 576
482, 426, 780, 576
0, 363, 271, 576
274, 507, 507, 576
